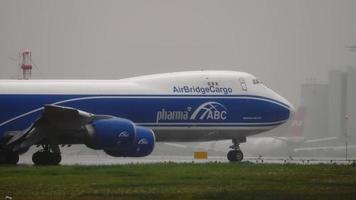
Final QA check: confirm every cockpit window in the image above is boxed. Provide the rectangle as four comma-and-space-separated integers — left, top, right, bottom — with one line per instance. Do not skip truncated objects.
252, 79, 262, 84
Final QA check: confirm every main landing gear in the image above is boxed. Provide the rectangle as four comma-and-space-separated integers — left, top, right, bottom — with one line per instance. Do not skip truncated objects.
227, 138, 246, 162
0, 149, 19, 165
32, 144, 61, 165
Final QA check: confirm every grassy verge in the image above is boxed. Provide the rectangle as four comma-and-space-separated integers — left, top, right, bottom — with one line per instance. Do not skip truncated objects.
1, 162, 356, 200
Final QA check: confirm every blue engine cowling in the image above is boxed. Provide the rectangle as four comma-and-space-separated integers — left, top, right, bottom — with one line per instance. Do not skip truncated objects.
85, 117, 136, 150
104, 126, 155, 157
85, 117, 155, 157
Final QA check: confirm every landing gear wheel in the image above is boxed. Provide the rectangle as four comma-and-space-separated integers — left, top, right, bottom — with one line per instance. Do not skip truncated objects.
6, 152, 19, 164
235, 150, 243, 161
227, 150, 244, 162
32, 151, 44, 165
227, 150, 237, 161
227, 138, 245, 162
51, 153, 62, 165
32, 151, 61, 165
0, 151, 19, 165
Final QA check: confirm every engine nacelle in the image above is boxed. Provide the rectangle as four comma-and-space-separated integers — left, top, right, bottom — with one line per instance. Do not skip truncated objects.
85, 117, 155, 157
104, 126, 155, 157
85, 117, 136, 150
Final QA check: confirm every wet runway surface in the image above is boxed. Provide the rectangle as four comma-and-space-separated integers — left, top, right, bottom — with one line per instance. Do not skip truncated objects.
17, 146, 211, 165
19, 154, 228, 165
17, 145, 356, 165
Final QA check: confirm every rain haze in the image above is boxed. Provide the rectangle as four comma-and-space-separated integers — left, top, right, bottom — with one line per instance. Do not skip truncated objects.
1, 0, 356, 105
1, 0, 356, 163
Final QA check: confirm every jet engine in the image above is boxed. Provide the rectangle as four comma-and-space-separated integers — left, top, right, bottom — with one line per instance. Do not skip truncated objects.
104, 126, 155, 157
85, 117, 155, 157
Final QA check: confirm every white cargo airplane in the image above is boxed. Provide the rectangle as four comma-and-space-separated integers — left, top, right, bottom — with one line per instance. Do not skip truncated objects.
0, 71, 294, 165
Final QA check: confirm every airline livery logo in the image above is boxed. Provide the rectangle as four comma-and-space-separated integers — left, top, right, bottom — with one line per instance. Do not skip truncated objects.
118, 131, 130, 138
138, 138, 149, 145
156, 101, 227, 122
190, 102, 227, 120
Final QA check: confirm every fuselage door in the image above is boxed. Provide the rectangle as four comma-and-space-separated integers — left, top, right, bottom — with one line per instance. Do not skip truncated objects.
239, 78, 248, 91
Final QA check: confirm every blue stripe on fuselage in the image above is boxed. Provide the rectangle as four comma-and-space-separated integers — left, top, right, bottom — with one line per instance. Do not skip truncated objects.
0, 94, 290, 137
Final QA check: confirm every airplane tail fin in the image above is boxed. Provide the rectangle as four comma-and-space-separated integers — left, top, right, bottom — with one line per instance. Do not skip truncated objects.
289, 106, 306, 137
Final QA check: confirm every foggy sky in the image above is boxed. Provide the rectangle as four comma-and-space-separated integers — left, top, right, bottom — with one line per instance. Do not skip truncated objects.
0, 0, 356, 106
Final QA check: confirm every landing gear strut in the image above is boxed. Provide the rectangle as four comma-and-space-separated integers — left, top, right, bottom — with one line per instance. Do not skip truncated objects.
227, 138, 245, 162
32, 144, 61, 165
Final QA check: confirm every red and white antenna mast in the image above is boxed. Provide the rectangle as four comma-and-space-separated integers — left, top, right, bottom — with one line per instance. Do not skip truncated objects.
20, 49, 32, 79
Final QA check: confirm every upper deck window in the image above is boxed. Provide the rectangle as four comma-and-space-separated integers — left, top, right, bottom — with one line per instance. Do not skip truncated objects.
239, 78, 248, 91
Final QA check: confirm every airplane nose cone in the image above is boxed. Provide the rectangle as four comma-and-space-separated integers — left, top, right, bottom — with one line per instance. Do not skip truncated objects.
271, 91, 295, 121
287, 101, 296, 120
263, 86, 295, 122
277, 96, 295, 120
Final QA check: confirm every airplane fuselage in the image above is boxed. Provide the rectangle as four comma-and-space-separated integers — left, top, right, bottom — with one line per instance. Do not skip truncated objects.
0, 71, 293, 142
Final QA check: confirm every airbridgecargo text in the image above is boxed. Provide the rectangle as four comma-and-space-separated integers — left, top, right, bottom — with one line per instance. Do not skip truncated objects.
173, 86, 233, 95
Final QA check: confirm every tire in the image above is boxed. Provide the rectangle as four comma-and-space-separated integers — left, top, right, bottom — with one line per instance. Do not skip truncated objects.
0, 151, 7, 164
32, 151, 61, 165
0, 151, 19, 165
227, 150, 244, 162
227, 150, 237, 162
50, 153, 61, 165
6, 152, 19, 165
32, 151, 44, 165
235, 150, 244, 162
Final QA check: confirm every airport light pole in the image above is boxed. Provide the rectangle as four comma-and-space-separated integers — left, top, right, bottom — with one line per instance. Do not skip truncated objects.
345, 114, 349, 161
344, 43, 355, 161
346, 136, 348, 161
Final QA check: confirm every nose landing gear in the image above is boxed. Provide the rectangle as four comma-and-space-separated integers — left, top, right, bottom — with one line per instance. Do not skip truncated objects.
227, 149, 243, 162
227, 138, 246, 162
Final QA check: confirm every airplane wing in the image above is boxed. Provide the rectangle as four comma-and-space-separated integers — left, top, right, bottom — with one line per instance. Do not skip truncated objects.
2, 105, 155, 165
6, 105, 93, 152
41, 105, 93, 129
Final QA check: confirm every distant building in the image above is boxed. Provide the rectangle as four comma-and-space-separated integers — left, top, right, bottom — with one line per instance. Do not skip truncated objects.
328, 70, 346, 138
301, 67, 355, 141
346, 67, 356, 140
300, 83, 328, 139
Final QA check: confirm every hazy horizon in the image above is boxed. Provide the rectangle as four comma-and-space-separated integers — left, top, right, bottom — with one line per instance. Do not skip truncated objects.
1, 0, 356, 106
